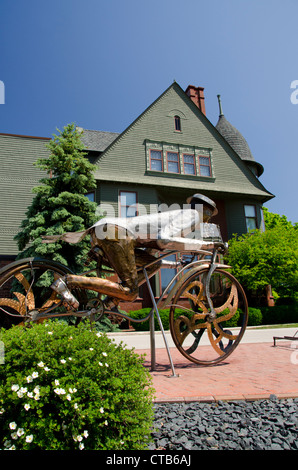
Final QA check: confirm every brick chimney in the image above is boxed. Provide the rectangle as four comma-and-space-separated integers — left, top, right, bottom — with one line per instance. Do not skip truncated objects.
185, 85, 206, 115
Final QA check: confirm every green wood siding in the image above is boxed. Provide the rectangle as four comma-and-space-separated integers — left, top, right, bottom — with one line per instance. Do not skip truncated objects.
0, 134, 49, 255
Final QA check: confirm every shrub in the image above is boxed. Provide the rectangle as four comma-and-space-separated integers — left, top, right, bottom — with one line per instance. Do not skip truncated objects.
129, 307, 241, 330
0, 321, 155, 450
261, 302, 298, 325
246, 307, 262, 326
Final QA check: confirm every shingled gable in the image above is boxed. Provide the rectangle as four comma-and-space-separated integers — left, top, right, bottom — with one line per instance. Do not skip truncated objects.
88, 81, 273, 201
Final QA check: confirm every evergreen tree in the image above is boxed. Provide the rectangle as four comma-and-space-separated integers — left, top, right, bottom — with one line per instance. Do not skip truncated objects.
14, 123, 98, 273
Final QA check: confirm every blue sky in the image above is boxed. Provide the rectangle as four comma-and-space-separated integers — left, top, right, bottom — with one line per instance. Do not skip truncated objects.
1, 0, 297, 223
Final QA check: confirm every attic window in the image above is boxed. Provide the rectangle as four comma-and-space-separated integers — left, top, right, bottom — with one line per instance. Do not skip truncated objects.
174, 115, 181, 132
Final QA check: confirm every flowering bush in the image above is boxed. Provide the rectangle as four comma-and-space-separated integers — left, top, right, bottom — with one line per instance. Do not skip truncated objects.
0, 321, 155, 450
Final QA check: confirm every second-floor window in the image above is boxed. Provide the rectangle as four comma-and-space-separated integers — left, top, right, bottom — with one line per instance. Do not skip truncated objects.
147, 141, 213, 178
183, 154, 196, 175
150, 150, 163, 171
167, 152, 179, 173
198, 156, 212, 176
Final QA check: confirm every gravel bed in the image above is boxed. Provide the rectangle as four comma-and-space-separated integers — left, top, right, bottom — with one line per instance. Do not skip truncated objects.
149, 395, 298, 450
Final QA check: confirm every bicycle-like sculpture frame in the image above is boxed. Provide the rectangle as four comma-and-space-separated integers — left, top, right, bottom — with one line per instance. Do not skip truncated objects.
0, 238, 248, 371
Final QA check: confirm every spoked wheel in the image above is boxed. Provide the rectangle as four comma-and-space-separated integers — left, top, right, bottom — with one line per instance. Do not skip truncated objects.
0, 258, 86, 328
169, 268, 248, 366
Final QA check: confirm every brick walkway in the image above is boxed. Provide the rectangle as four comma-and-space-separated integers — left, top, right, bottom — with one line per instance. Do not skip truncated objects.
135, 341, 298, 403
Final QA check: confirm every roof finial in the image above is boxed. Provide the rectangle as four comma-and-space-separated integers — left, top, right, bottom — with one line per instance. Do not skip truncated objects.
217, 94, 224, 116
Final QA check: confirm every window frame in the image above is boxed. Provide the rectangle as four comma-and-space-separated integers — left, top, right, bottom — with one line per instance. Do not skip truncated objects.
198, 155, 212, 177
166, 151, 180, 174
244, 204, 257, 231
182, 153, 196, 175
174, 115, 181, 132
119, 190, 138, 218
149, 149, 163, 172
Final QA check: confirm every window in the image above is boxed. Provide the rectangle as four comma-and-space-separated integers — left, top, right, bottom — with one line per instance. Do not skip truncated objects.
244, 204, 257, 231
146, 141, 213, 178
119, 191, 138, 218
150, 150, 163, 171
167, 152, 179, 173
174, 115, 181, 132
160, 254, 178, 290
198, 156, 212, 177
183, 154, 196, 175
85, 192, 95, 202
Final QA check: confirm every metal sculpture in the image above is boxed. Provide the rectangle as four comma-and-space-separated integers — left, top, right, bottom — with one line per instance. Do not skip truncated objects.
0, 194, 248, 369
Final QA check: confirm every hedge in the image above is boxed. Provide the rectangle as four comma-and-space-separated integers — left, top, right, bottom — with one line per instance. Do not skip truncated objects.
128, 302, 298, 331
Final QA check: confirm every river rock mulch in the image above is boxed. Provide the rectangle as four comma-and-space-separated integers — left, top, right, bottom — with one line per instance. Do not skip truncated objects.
149, 395, 298, 450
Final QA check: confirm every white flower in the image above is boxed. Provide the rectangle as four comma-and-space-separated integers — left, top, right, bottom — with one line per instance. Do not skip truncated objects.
24, 404, 30, 411
104, 420, 108, 426
27, 392, 33, 398
105, 363, 109, 367
60, 359, 66, 364
83, 430, 89, 438
48, 331, 53, 335
0, 408, 4, 414
54, 388, 66, 395
44, 367, 50, 372
17, 387, 28, 398
66, 394, 71, 401
17, 428, 24, 437
33, 386, 40, 394
26, 435, 33, 443
89, 348, 94, 351
32, 372, 38, 379
96, 332, 101, 337
11, 432, 18, 440
99, 407, 104, 414
74, 403, 79, 409
11, 384, 19, 392
26, 376, 33, 383
37, 361, 44, 368
102, 352, 107, 357
54, 379, 60, 386
98, 361, 103, 367
9, 422, 17, 430
79, 442, 84, 450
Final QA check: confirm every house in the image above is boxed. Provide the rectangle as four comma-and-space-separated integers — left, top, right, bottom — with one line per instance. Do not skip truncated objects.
79, 81, 273, 241
0, 81, 274, 308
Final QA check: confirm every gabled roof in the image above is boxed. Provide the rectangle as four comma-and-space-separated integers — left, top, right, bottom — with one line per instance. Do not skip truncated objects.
78, 81, 273, 201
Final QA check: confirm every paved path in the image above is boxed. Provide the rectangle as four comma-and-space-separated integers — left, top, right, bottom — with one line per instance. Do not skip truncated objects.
107, 327, 298, 402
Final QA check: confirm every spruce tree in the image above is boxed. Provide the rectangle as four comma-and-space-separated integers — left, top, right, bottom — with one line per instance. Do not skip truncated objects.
14, 123, 98, 273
